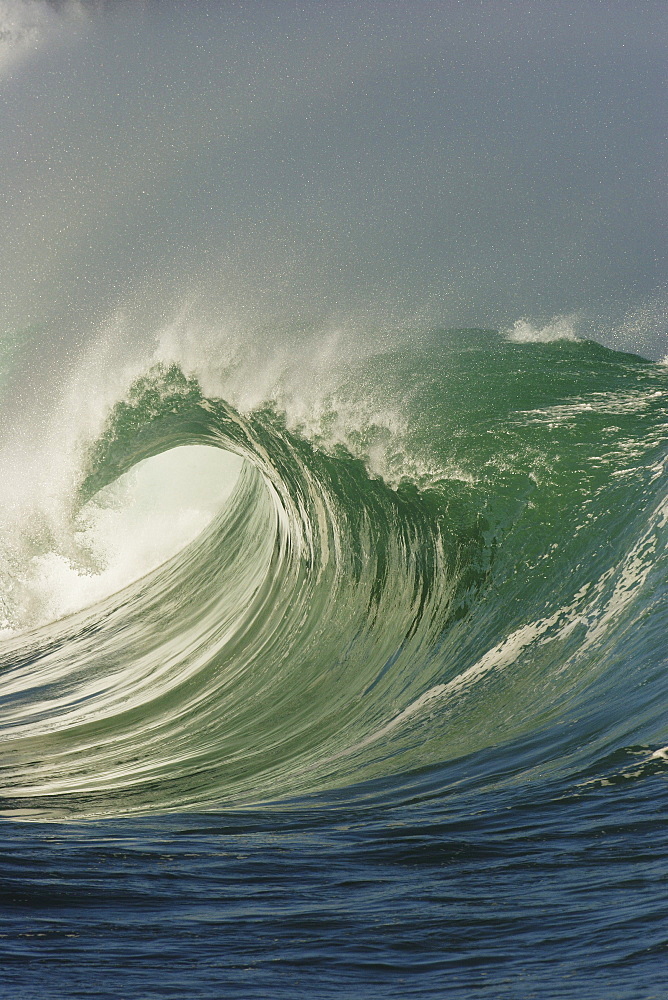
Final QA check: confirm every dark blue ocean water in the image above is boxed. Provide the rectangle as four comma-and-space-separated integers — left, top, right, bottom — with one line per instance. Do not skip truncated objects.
2, 759, 667, 999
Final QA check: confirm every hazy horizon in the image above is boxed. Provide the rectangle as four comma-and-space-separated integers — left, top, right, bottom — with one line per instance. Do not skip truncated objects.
1, 0, 665, 356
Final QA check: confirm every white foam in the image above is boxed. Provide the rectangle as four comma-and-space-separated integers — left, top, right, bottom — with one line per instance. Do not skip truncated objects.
505, 315, 579, 344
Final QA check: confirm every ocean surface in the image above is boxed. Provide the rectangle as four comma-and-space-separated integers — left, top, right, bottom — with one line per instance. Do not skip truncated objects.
0, 3, 666, 998
1, 331, 667, 999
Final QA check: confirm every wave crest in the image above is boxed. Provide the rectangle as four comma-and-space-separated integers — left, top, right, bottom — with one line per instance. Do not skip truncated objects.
505, 315, 579, 344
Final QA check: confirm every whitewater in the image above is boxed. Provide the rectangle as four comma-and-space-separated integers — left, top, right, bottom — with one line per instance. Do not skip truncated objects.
1, 3, 666, 999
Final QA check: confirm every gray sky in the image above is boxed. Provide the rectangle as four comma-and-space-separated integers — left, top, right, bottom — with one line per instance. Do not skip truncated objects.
1, 0, 666, 344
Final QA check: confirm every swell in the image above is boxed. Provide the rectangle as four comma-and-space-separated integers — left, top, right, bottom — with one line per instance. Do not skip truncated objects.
0, 338, 667, 819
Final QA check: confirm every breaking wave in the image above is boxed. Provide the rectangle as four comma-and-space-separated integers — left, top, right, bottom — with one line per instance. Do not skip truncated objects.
0, 331, 666, 820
